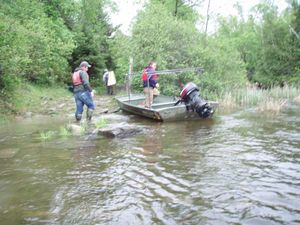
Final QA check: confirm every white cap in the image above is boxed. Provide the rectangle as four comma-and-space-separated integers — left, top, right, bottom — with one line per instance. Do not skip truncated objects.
80, 61, 91, 68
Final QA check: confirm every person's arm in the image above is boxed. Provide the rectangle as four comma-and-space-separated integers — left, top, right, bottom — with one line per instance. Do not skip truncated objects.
80, 71, 93, 92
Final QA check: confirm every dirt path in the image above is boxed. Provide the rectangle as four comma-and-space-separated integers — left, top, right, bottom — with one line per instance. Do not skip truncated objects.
18, 94, 119, 120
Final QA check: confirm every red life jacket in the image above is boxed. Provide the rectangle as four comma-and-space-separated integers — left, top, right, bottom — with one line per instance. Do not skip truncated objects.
141, 66, 157, 81
142, 68, 148, 81
72, 70, 89, 85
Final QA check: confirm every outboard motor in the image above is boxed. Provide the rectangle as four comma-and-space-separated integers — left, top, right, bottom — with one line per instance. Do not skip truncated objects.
177, 82, 213, 118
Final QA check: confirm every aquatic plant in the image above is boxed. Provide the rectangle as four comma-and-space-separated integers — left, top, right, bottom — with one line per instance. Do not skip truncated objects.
39, 130, 55, 141
59, 126, 71, 137
80, 123, 88, 135
95, 117, 108, 129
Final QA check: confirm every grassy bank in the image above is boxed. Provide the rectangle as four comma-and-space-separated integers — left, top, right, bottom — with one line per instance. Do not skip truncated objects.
0, 84, 71, 123
1, 83, 299, 125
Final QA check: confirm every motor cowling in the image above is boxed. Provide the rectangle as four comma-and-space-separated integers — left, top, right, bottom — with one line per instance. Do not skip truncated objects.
179, 82, 214, 118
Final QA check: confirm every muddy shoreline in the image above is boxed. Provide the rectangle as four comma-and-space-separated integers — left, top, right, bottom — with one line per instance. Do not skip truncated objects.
15, 94, 119, 121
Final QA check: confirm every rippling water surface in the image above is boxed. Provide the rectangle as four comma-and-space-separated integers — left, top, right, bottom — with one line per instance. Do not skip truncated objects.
0, 105, 300, 225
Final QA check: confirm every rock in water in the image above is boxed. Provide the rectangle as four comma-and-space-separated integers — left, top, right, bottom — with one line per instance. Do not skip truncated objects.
98, 124, 143, 138
66, 124, 82, 136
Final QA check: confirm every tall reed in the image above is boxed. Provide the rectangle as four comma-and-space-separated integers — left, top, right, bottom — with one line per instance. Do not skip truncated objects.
218, 85, 299, 114
294, 95, 300, 104
257, 98, 288, 115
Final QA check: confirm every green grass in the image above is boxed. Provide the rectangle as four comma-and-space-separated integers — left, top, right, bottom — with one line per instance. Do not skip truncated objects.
12, 83, 70, 113
0, 116, 10, 126
39, 126, 72, 141
95, 117, 108, 128
59, 126, 72, 137
0, 83, 71, 121
39, 130, 56, 141
79, 123, 88, 135
94, 86, 107, 95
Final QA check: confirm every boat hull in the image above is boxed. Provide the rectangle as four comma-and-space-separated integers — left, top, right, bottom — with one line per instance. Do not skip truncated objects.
115, 94, 218, 122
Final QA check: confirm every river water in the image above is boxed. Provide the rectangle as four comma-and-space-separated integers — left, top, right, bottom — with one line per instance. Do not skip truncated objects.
0, 104, 300, 225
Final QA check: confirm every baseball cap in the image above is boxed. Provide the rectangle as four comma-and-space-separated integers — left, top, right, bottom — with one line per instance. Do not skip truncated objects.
80, 61, 91, 68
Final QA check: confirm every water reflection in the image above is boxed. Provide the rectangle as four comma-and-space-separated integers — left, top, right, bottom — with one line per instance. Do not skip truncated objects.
140, 124, 163, 163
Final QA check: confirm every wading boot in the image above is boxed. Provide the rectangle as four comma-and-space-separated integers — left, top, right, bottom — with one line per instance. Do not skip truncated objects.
86, 109, 93, 121
75, 114, 82, 122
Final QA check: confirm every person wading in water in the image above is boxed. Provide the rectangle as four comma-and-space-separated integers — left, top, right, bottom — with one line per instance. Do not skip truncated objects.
72, 61, 95, 122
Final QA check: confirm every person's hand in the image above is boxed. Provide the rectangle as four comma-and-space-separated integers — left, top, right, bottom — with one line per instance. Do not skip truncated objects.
91, 90, 95, 97
156, 83, 159, 88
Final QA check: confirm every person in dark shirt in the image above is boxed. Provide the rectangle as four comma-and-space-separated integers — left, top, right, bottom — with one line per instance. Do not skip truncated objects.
72, 61, 95, 122
102, 69, 110, 94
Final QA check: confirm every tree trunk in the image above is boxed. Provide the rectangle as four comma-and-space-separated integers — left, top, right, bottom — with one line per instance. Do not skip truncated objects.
205, 0, 211, 34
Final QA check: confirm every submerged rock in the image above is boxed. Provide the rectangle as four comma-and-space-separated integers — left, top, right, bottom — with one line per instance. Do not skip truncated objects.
100, 108, 109, 113
66, 124, 82, 136
98, 123, 143, 138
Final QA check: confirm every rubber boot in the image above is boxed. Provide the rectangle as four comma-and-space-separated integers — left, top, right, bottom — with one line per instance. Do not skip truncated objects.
86, 109, 93, 121
75, 114, 82, 122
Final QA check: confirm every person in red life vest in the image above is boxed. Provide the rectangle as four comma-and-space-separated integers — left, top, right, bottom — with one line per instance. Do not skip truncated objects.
142, 61, 158, 108
72, 61, 95, 122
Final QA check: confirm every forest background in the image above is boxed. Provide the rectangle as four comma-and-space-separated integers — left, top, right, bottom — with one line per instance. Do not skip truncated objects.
1, 0, 300, 115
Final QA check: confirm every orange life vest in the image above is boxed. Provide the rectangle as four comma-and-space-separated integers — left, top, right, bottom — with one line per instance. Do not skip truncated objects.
72, 70, 89, 85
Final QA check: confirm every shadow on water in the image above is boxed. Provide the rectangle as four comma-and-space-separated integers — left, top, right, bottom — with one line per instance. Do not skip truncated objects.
0, 104, 300, 224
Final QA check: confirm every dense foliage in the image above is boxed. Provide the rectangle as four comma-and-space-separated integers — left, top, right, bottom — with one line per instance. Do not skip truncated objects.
110, 0, 300, 96
0, 0, 111, 98
215, 1, 300, 87
1, 0, 74, 93
111, 0, 247, 96
1, 0, 299, 104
